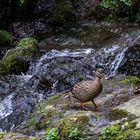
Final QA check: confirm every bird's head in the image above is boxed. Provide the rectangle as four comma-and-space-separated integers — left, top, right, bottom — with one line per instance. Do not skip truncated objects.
95, 68, 104, 79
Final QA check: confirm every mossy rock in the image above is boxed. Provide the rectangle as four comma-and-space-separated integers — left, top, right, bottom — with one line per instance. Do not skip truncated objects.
109, 109, 131, 121
0, 132, 38, 140
0, 60, 8, 75
102, 107, 139, 140
119, 76, 140, 86
21, 93, 100, 139
99, 123, 140, 140
0, 30, 12, 45
22, 93, 64, 131
0, 37, 39, 75
56, 111, 89, 140
17, 37, 38, 48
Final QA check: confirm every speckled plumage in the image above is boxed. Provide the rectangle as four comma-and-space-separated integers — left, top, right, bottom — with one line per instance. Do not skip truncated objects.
71, 68, 104, 109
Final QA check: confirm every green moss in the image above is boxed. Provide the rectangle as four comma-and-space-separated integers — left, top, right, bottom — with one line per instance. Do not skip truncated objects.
100, 108, 139, 140
109, 109, 130, 120
0, 60, 8, 75
0, 37, 39, 75
45, 93, 62, 105
57, 111, 89, 140
2, 49, 21, 72
22, 93, 90, 139
99, 124, 121, 140
0, 30, 12, 44
24, 93, 64, 130
99, 124, 140, 140
45, 128, 59, 140
0, 132, 38, 140
0, 132, 4, 138
119, 76, 140, 86
17, 37, 38, 48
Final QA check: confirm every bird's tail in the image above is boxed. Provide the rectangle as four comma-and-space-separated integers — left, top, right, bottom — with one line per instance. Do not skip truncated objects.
63, 88, 73, 93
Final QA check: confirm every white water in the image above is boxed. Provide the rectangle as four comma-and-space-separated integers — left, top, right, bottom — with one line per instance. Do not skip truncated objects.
32, 48, 94, 74
109, 47, 128, 75
28, 45, 128, 76
41, 48, 94, 59
0, 94, 13, 119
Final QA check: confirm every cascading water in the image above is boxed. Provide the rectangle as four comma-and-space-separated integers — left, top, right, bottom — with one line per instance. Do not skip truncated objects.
109, 46, 128, 75
0, 23, 139, 132
28, 48, 95, 74
0, 94, 13, 119
0, 44, 135, 131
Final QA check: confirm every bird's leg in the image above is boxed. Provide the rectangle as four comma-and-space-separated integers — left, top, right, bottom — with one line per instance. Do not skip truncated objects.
91, 100, 99, 110
80, 102, 88, 110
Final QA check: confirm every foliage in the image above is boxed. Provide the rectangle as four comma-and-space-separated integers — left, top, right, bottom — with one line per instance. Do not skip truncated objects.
19, 0, 25, 6
0, 30, 12, 44
50, 0, 76, 25
99, 123, 140, 140
100, 0, 132, 9
57, 111, 88, 140
100, 124, 121, 140
99, 119, 140, 140
45, 128, 59, 140
44, 127, 84, 140
119, 76, 140, 85
99, 0, 133, 20
67, 127, 84, 140
120, 0, 132, 6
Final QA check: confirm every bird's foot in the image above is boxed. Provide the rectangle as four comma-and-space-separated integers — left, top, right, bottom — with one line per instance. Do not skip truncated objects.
91, 100, 99, 111
80, 102, 89, 110
81, 106, 89, 110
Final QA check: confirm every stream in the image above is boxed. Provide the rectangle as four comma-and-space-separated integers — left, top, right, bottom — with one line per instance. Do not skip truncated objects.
0, 22, 140, 131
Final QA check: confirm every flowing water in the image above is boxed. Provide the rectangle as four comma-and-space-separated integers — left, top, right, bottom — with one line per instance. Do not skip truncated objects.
0, 22, 140, 131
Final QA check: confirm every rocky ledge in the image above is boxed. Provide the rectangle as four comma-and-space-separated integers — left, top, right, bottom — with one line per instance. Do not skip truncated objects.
10, 75, 139, 140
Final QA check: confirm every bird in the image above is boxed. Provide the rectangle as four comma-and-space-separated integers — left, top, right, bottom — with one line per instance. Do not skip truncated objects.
71, 68, 104, 110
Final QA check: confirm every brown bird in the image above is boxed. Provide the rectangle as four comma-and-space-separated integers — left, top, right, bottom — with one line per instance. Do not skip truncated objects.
71, 68, 104, 110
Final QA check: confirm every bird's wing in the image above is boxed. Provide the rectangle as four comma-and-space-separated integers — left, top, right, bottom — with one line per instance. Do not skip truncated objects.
72, 80, 95, 100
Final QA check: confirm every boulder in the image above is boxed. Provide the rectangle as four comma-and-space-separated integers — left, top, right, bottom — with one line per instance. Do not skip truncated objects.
0, 37, 39, 75
118, 45, 140, 76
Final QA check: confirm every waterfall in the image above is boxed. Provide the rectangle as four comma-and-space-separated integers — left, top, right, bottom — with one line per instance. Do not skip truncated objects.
0, 94, 13, 119
109, 46, 128, 75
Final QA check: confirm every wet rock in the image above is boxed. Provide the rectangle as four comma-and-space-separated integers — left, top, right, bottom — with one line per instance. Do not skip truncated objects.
118, 45, 140, 76
17, 82, 138, 139
116, 96, 140, 117
12, 22, 35, 38
107, 95, 140, 130
18, 93, 109, 139
35, 0, 55, 17
0, 80, 10, 97
27, 45, 130, 95
0, 75, 43, 131
12, 20, 48, 39
12, 76, 138, 139
27, 40, 139, 95
0, 37, 39, 75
